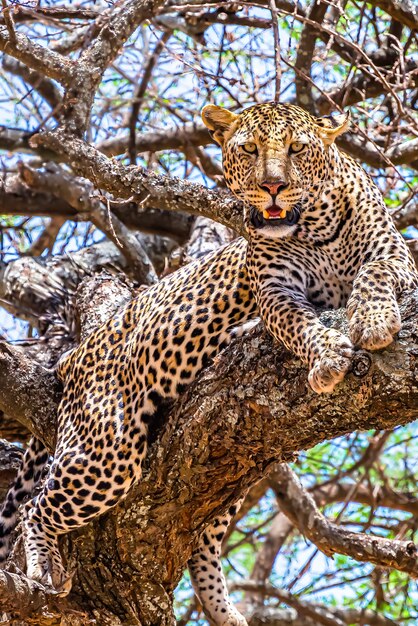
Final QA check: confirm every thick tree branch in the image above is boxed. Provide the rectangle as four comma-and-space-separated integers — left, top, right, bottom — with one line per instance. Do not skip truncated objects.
316, 60, 418, 114
246, 465, 418, 602
337, 134, 418, 169
313, 480, 418, 516
128, 30, 172, 164
29, 128, 418, 256
294, 0, 327, 112
0, 341, 59, 450
19, 163, 158, 285
3, 119, 417, 175
30, 129, 246, 234
0, 232, 176, 328
98, 122, 212, 157
0, 127, 59, 159
0, 570, 50, 616
56, 0, 168, 134
1, 173, 194, 242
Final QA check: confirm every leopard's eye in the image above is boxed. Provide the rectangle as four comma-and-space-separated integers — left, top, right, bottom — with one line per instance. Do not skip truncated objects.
289, 141, 306, 155
241, 142, 258, 155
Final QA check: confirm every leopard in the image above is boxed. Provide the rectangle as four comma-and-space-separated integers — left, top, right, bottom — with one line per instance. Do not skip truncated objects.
0, 102, 416, 626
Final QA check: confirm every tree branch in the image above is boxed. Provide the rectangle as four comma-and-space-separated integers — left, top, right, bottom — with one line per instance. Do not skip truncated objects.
30, 129, 246, 234
0, 172, 194, 242
128, 30, 172, 163
369, 0, 418, 31
294, 0, 327, 112
0, 341, 59, 450
0, 232, 174, 328
247, 598, 399, 626
19, 163, 158, 285
2, 56, 62, 113
0, 26, 73, 85
98, 122, 212, 157
269, 464, 418, 577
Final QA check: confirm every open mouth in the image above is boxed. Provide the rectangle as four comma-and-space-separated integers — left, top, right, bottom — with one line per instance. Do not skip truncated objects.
263, 205, 288, 219
250, 205, 301, 229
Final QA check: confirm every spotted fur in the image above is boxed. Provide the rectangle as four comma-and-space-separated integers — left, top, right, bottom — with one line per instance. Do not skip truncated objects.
0, 102, 416, 626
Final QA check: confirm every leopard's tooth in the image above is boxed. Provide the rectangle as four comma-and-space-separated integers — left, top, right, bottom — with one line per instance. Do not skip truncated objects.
263, 210, 270, 219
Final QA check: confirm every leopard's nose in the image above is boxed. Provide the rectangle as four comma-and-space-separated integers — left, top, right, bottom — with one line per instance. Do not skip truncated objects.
259, 180, 289, 195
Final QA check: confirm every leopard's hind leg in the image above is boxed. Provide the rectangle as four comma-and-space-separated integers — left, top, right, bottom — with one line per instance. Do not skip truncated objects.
188, 497, 247, 626
23, 500, 71, 594
0, 437, 49, 564
22, 420, 147, 594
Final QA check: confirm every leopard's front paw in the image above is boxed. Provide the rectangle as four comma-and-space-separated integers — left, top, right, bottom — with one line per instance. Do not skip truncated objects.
308, 331, 354, 394
349, 304, 401, 351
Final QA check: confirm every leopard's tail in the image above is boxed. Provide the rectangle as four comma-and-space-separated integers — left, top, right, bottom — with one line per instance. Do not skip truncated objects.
0, 437, 49, 563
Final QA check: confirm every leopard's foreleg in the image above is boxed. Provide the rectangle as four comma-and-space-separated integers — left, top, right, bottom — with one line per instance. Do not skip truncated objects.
256, 284, 354, 394
347, 258, 418, 351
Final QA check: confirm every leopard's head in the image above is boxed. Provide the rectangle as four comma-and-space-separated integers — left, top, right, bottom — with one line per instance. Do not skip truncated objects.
202, 102, 349, 238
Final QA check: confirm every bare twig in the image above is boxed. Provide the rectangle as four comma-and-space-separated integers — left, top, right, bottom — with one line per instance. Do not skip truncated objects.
269, 0, 282, 101
128, 30, 171, 163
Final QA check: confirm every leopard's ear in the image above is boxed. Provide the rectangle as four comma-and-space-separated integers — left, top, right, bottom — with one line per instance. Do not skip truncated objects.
201, 105, 239, 146
315, 111, 350, 145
